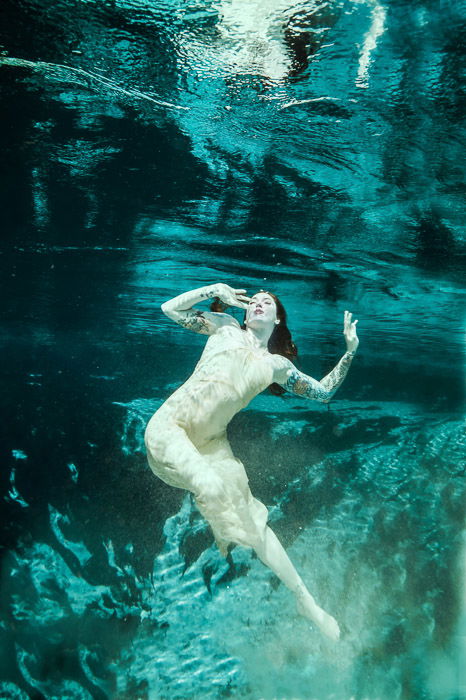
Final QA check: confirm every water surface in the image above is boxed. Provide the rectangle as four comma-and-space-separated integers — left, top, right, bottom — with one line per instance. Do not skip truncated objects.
1, 0, 465, 698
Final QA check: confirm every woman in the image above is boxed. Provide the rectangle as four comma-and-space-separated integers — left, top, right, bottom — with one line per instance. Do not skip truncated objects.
145, 283, 359, 640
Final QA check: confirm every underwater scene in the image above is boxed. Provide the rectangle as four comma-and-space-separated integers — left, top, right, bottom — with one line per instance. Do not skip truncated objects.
1, 0, 465, 698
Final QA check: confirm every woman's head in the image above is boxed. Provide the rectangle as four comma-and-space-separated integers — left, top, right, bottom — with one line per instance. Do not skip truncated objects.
244, 291, 298, 395
244, 292, 279, 328
210, 289, 298, 391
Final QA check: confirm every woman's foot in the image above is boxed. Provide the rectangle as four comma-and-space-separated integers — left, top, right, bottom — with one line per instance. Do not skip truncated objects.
296, 592, 340, 641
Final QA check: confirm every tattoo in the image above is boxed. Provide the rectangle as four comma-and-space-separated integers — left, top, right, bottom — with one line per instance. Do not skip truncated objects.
284, 352, 354, 402
320, 352, 353, 394
284, 370, 330, 402
199, 289, 216, 300
178, 310, 211, 334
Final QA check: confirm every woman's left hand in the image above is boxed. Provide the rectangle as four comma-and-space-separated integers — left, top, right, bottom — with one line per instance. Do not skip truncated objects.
344, 310, 359, 353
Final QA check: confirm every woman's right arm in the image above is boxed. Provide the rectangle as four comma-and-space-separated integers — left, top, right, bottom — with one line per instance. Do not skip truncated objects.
161, 284, 249, 335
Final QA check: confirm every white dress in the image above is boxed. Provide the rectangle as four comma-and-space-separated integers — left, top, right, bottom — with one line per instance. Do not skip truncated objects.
145, 323, 278, 554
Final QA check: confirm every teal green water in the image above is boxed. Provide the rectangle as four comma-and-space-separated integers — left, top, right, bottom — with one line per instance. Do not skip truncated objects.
0, 0, 465, 698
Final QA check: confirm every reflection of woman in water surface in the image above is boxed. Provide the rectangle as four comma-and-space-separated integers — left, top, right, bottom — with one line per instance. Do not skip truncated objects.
145, 283, 359, 640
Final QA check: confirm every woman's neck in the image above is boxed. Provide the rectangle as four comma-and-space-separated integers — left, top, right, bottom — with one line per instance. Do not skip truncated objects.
243, 324, 274, 349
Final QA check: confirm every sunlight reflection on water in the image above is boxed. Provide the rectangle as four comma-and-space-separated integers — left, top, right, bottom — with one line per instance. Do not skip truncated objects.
1, 0, 465, 697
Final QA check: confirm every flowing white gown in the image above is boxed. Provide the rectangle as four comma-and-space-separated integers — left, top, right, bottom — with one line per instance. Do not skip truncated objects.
145, 323, 276, 554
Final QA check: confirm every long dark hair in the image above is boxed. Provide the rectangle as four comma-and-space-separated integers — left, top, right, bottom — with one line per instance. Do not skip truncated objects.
211, 291, 297, 395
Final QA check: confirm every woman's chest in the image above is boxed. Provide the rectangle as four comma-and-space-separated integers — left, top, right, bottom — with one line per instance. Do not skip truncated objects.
197, 328, 275, 391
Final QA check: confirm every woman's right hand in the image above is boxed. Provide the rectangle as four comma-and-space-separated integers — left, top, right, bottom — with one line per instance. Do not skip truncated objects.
214, 284, 250, 310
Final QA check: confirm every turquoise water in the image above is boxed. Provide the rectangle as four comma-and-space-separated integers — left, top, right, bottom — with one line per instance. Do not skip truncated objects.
1, 0, 465, 698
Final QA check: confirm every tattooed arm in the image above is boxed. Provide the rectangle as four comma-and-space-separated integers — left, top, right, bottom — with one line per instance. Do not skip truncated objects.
161, 284, 250, 335
273, 352, 356, 403
273, 311, 359, 402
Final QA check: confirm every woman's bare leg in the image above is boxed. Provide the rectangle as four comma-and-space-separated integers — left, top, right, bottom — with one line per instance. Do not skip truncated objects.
254, 526, 340, 640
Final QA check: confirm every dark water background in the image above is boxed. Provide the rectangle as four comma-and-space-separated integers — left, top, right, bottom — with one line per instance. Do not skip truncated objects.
1, 0, 465, 698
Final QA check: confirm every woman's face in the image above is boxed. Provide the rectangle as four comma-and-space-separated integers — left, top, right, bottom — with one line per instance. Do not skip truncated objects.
245, 292, 278, 326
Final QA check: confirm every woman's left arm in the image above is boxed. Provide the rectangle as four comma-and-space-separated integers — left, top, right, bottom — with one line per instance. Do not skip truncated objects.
319, 310, 358, 395
275, 311, 359, 403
